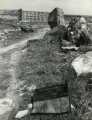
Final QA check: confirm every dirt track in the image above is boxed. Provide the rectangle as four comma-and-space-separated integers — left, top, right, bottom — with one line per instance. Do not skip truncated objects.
0, 28, 48, 120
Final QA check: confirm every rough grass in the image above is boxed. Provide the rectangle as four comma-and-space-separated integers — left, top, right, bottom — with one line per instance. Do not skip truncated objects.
17, 30, 84, 119
5, 31, 31, 46
17, 29, 92, 119
0, 23, 33, 47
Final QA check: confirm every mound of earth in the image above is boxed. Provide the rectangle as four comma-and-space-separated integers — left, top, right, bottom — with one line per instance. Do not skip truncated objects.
16, 28, 82, 119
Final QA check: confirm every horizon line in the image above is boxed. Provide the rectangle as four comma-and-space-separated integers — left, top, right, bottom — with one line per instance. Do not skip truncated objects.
0, 8, 92, 17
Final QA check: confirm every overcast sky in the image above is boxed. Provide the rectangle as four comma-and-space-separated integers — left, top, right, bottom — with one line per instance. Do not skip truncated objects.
0, 0, 92, 15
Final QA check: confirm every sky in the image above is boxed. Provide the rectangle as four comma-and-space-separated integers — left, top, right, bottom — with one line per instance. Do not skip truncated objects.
0, 0, 92, 15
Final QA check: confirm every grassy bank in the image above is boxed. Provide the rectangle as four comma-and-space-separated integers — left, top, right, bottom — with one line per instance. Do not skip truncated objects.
17, 30, 83, 119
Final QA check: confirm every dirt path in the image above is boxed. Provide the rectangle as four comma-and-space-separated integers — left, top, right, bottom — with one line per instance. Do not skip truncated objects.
0, 28, 48, 120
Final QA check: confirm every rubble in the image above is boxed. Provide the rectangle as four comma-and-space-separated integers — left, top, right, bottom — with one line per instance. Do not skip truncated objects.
72, 51, 92, 76
15, 109, 29, 119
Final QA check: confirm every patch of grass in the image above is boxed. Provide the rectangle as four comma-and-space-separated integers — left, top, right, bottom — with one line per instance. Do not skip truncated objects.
17, 31, 81, 119
17, 31, 92, 119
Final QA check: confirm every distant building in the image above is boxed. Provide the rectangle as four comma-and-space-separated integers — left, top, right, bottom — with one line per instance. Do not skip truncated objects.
0, 9, 92, 25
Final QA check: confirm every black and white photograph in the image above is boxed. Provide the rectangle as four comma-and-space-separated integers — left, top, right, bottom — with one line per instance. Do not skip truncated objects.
0, 0, 92, 119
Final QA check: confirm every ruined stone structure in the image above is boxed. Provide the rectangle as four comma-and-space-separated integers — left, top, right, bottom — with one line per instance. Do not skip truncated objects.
48, 8, 65, 28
